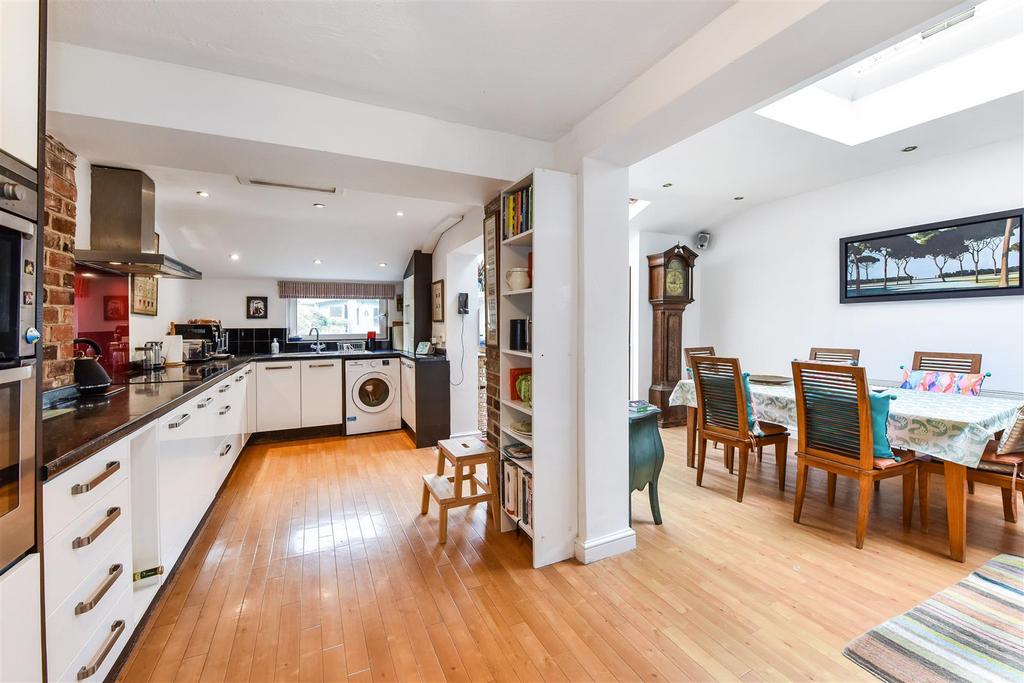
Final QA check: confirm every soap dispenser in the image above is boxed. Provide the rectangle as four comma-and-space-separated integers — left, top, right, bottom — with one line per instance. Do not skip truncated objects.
270, 338, 280, 354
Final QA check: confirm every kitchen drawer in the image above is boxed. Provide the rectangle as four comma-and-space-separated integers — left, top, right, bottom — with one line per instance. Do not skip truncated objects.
43, 440, 130, 544
46, 540, 132, 677
212, 386, 245, 437
52, 588, 134, 683
215, 432, 244, 483
44, 479, 131, 608
157, 393, 212, 442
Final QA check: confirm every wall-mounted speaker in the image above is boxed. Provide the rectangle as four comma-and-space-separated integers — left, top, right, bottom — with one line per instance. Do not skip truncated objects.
696, 231, 711, 250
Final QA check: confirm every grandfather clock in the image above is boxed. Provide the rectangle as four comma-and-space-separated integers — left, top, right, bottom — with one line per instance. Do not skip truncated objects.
648, 244, 697, 427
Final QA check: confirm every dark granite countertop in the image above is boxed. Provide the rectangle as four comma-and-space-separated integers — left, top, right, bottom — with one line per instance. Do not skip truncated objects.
41, 350, 448, 481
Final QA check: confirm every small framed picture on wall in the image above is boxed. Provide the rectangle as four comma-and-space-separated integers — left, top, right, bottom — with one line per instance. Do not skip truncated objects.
431, 279, 445, 323
131, 275, 158, 316
103, 295, 128, 321
246, 296, 269, 319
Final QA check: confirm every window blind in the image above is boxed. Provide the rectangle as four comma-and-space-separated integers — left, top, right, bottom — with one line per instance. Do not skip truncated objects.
277, 280, 398, 299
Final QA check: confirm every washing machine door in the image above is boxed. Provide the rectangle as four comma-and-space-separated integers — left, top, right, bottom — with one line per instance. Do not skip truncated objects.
351, 372, 396, 413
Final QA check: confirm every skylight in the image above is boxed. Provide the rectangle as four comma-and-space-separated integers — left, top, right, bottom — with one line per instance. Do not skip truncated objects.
756, 0, 1024, 145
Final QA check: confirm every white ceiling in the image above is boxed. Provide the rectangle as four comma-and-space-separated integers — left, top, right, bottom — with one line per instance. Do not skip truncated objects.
49, 0, 734, 141
629, 93, 1024, 235
134, 166, 469, 281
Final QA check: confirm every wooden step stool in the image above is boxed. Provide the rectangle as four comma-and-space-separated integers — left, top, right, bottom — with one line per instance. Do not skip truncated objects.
421, 437, 500, 544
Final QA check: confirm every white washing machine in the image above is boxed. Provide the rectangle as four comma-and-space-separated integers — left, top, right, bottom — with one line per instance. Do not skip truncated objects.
345, 358, 401, 434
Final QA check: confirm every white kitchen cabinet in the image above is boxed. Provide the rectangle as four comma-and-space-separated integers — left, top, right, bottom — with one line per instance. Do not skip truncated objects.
0, 0, 40, 167
245, 364, 257, 439
256, 362, 301, 431
0, 554, 42, 683
300, 359, 343, 427
401, 358, 416, 432
403, 275, 415, 352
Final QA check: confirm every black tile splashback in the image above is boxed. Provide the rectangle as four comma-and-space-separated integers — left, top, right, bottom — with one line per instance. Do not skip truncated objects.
220, 328, 390, 356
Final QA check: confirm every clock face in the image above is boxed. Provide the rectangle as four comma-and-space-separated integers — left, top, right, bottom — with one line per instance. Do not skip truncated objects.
665, 259, 685, 296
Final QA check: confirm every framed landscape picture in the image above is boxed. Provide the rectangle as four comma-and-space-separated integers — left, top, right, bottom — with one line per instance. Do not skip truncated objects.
840, 209, 1022, 304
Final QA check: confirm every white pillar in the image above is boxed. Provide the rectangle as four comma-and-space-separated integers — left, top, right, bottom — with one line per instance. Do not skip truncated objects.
575, 157, 635, 563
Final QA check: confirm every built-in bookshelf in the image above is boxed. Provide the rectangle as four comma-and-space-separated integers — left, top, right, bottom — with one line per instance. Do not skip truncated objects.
497, 169, 577, 568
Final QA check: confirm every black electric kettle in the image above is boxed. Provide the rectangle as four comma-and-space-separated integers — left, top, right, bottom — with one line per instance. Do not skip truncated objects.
73, 338, 113, 394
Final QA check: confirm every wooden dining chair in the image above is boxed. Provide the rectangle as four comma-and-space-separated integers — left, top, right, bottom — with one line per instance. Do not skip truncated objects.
791, 361, 917, 548
918, 408, 1024, 528
911, 351, 982, 374
684, 346, 716, 371
809, 347, 860, 364
691, 356, 790, 501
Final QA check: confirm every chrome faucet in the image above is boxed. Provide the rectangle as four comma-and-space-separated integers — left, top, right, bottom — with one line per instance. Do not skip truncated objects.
307, 327, 327, 356
309, 327, 326, 353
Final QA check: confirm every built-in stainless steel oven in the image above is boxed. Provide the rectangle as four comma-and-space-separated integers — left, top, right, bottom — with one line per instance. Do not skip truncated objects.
0, 150, 39, 573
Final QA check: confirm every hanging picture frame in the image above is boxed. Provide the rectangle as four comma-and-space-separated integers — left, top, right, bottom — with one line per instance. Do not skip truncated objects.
431, 279, 445, 323
131, 274, 158, 316
483, 214, 499, 346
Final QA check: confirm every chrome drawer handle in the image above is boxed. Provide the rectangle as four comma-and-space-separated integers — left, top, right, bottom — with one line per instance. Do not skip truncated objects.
245, 368, 252, 375
220, 443, 232, 458
219, 405, 232, 416
75, 564, 123, 615
76, 620, 125, 680
198, 398, 214, 409
72, 507, 121, 549
169, 413, 191, 429
71, 461, 120, 496
309, 363, 334, 368
235, 374, 244, 382
266, 365, 293, 370
219, 384, 232, 393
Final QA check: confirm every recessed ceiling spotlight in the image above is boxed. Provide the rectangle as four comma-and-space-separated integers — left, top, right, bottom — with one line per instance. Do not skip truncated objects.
196, 190, 209, 198
109, 261, 122, 265
230, 253, 240, 261
313, 203, 326, 208
314, 259, 322, 265
662, 182, 673, 188
396, 211, 404, 217
733, 196, 745, 201
82, 272, 95, 278
902, 145, 918, 152
378, 262, 387, 268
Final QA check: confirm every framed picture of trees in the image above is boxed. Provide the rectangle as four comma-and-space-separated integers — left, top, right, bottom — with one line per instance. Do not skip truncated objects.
840, 209, 1022, 304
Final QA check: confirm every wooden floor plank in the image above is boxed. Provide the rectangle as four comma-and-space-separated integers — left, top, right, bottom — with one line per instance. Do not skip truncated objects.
117, 429, 1023, 683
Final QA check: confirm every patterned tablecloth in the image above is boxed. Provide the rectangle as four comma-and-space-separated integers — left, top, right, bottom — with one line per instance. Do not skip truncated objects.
670, 379, 1022, 468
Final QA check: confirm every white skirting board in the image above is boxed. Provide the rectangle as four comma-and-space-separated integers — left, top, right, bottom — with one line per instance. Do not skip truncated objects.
574, 527, 637, 564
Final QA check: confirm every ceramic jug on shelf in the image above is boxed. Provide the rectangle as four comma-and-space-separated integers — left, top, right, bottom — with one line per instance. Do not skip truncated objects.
505, 267, 530, 291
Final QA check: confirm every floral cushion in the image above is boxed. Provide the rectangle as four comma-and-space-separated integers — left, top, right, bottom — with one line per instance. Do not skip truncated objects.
899, 369, 986, 396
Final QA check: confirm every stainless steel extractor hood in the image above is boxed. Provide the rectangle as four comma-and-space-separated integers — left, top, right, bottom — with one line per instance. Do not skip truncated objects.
74, 166, 202, 279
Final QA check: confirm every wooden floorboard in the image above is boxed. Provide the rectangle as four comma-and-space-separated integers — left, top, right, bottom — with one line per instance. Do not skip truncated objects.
118, 428, 1023, 682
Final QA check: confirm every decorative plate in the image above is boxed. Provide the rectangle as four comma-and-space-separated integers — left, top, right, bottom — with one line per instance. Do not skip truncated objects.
748, 374, 792, 385
510, 420, 533, 436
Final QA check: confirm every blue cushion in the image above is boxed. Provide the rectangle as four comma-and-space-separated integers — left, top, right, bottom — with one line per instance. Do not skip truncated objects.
869, 392, 897, 458
740, 372, 763, 437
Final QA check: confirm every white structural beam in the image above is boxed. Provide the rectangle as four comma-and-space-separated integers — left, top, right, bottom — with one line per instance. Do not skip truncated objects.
47, 42, 553, 184
575, 157, 634, 563
555, 0, 965, 168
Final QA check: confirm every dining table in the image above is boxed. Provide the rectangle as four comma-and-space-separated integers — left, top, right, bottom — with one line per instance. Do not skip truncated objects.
670, 378, 1024, 561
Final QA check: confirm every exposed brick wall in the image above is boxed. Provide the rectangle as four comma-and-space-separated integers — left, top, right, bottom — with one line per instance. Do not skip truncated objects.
42, 135, 78, 390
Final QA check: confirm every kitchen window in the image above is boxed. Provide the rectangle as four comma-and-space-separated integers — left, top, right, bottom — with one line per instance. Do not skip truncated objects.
289, 297, 389, 340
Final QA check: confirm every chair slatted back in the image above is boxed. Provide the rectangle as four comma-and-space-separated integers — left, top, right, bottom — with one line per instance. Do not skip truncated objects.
691, 356, 747, 440
809, 347, 860, 364
912, 351, 982, 374
791, 361, 873, 470
684, 346, 716, 371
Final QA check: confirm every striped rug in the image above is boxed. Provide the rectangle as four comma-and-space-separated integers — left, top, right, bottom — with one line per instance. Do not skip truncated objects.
844, 554, 1024, 682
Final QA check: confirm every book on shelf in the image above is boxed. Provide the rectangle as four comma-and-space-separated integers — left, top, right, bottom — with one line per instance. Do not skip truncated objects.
503, 185, 533, 240
502, 460, 520, 519
501, 443, 532, 460
520, 471, 533, 528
